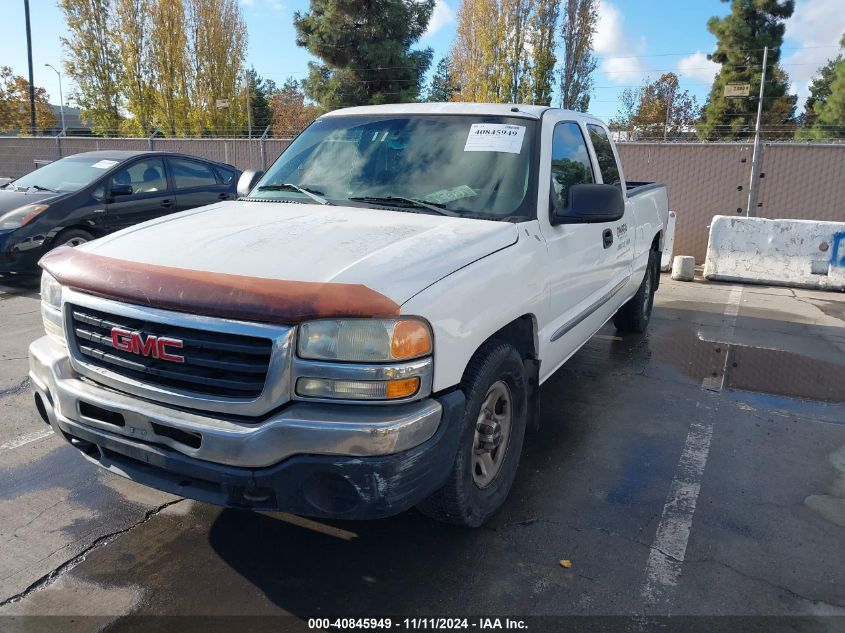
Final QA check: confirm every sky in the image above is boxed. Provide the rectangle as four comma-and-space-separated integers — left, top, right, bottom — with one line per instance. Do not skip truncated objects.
3, 0, 845, 124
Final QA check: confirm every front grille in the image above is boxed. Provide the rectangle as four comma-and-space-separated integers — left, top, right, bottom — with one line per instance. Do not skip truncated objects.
67, 304, 273, 398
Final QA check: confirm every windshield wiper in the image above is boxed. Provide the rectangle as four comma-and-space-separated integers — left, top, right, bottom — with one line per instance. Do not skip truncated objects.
27, 185, 58, 193
347, 196, 460, 217
256, 183, 332, 205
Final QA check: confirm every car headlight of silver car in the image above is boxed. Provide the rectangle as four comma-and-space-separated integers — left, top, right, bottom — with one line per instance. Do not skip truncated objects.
40, 271, 65, 343
294, 318, 433, 402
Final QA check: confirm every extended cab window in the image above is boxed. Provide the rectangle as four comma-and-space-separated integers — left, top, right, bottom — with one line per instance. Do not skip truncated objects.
171, 158, 218, 189
587, 124, 621, 187
550, 122, 594, 209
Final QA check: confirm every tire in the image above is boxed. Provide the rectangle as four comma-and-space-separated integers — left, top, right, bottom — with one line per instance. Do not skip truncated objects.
417, 341, 528, 527
613, 250, 658, 334
51, 228, 93, 250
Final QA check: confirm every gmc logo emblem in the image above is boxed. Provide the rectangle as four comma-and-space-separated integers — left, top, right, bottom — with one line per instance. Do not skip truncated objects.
110, 328, 185, 363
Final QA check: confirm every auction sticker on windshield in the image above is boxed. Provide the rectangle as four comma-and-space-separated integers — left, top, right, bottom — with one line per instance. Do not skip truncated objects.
91, 160, 120, 169
464, 124, 526, 154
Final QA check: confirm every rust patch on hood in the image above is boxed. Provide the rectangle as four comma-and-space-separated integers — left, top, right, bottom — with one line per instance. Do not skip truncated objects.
39, 246, 400, 323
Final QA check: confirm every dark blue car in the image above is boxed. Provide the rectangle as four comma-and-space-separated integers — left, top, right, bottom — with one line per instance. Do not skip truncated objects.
0, 150, 240, 272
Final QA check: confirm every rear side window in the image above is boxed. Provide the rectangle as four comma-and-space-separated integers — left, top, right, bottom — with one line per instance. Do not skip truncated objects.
587, 124, 621, 187
550, 122, 594, 209
216, 166, 237, 185
170, 158, 218, 189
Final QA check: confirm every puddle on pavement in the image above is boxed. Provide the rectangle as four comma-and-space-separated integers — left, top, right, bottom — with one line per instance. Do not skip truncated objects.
581, 316, 845, 403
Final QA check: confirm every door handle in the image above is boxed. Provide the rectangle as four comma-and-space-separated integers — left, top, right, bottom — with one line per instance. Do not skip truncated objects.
603, 228, 614, 249
218, 193, 230, 200
161, 199, 174, 209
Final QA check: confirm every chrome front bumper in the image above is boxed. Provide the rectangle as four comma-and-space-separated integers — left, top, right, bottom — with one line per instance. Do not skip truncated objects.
29, 336, 443, 469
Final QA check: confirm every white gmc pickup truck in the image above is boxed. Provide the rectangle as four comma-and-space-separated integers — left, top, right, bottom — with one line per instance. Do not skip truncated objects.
30, 103, 668, 527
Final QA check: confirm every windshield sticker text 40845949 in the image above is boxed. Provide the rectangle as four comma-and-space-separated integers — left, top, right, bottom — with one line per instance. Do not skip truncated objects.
463, 124, 526, 154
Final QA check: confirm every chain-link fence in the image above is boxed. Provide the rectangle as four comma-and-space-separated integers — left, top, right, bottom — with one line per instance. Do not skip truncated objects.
2, 136, 843, 263
0, 135, 293, 179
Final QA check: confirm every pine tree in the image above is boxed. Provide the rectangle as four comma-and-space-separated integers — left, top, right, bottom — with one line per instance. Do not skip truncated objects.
806, 34, 845, 139
802, 56, 841, 128
697, 0, 797, 140
293, 0, 435, 109
245, 69, 277, 135
426, 57, 459, 102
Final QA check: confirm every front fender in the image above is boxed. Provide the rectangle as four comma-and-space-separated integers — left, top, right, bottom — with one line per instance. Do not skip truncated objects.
400, 221, 549, 392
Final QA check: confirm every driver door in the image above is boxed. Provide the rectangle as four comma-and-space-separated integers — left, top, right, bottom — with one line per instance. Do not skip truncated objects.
104, 158, 174, 231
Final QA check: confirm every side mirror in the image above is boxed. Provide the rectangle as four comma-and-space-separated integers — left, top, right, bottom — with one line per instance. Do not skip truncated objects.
552, 183, 625, 225
237, 169, 264, 198
110, 184, 133, 197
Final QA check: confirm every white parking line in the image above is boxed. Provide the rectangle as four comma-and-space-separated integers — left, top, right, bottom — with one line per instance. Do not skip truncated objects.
642, 285, 743, 606
0, 427, 54, 451
701, 286, 743, 391
642, 409, 714, 604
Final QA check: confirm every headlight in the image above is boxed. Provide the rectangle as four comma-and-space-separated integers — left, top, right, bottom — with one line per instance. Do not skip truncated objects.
40, 272, 62, 309
298, 318, 432, 362
40, 272, 65, 343
0, 204, 49, 230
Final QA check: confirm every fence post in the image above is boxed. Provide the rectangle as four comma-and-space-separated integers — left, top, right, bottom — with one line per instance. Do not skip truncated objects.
148, 128, 159, 151
259, 125, 271, 171
54, 130, 63, 160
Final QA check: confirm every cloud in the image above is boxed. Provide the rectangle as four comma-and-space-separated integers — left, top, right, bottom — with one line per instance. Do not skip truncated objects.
782, 0, 845, 106
677, 51, 720, 84
594, 0, 647, 84
423, 0, 455, 38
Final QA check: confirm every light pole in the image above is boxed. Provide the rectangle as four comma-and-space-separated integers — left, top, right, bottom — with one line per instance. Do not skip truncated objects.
44, 64, 66, 133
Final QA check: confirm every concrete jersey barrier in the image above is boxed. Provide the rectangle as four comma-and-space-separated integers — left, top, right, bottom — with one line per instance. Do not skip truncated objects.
704, 215, 845, 291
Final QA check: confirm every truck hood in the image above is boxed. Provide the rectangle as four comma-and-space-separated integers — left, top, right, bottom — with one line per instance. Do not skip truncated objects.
83, 200, 519, 305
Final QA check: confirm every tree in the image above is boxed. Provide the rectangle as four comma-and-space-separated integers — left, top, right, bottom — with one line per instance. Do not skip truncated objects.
698, 0, 797, 140
149, 0, 191, 135
450, 0, 563, 105
529, 0, 561, 106
245, 68, 277, 136
294, 0, 435, 109
112, 0, 154, 135
60, 0, 123, 134
449, 0, 500, 102
0, 67, 56, 134
270, 78, 321, 137
804, 34, 845, 139
609, 85, 638, 133
634, 74, 699, 138
188, 0, 248, 135
425, 57, 460, 102
802, 57, 841, 128
558, 0, 596, 111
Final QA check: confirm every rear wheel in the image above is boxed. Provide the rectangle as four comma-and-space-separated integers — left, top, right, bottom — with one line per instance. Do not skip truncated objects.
614, 250, 658, 333
51, 228, 93, 250
417, 341, 527, 527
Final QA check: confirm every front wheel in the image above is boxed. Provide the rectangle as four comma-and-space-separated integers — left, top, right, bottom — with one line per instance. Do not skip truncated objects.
51, 228, 93, 250
613, 250, 658, 333
417, 341, 527, 527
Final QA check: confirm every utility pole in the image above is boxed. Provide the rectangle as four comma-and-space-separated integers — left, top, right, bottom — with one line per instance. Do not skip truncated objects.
45, 64, 66, 133
663, 89, 673, 142
243, 73, 252, 140
746, 46, 768, 217
23, 0, 37, 135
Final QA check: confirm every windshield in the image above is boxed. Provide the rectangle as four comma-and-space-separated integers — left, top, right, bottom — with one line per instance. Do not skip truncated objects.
8, 155, 119, 193
249, 115, 538, 220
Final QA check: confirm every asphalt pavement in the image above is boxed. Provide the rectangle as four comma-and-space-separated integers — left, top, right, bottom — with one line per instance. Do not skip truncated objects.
0, 272, 843, 632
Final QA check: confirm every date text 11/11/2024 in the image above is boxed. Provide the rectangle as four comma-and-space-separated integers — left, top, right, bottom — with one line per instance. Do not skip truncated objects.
307, 618, 529, 630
